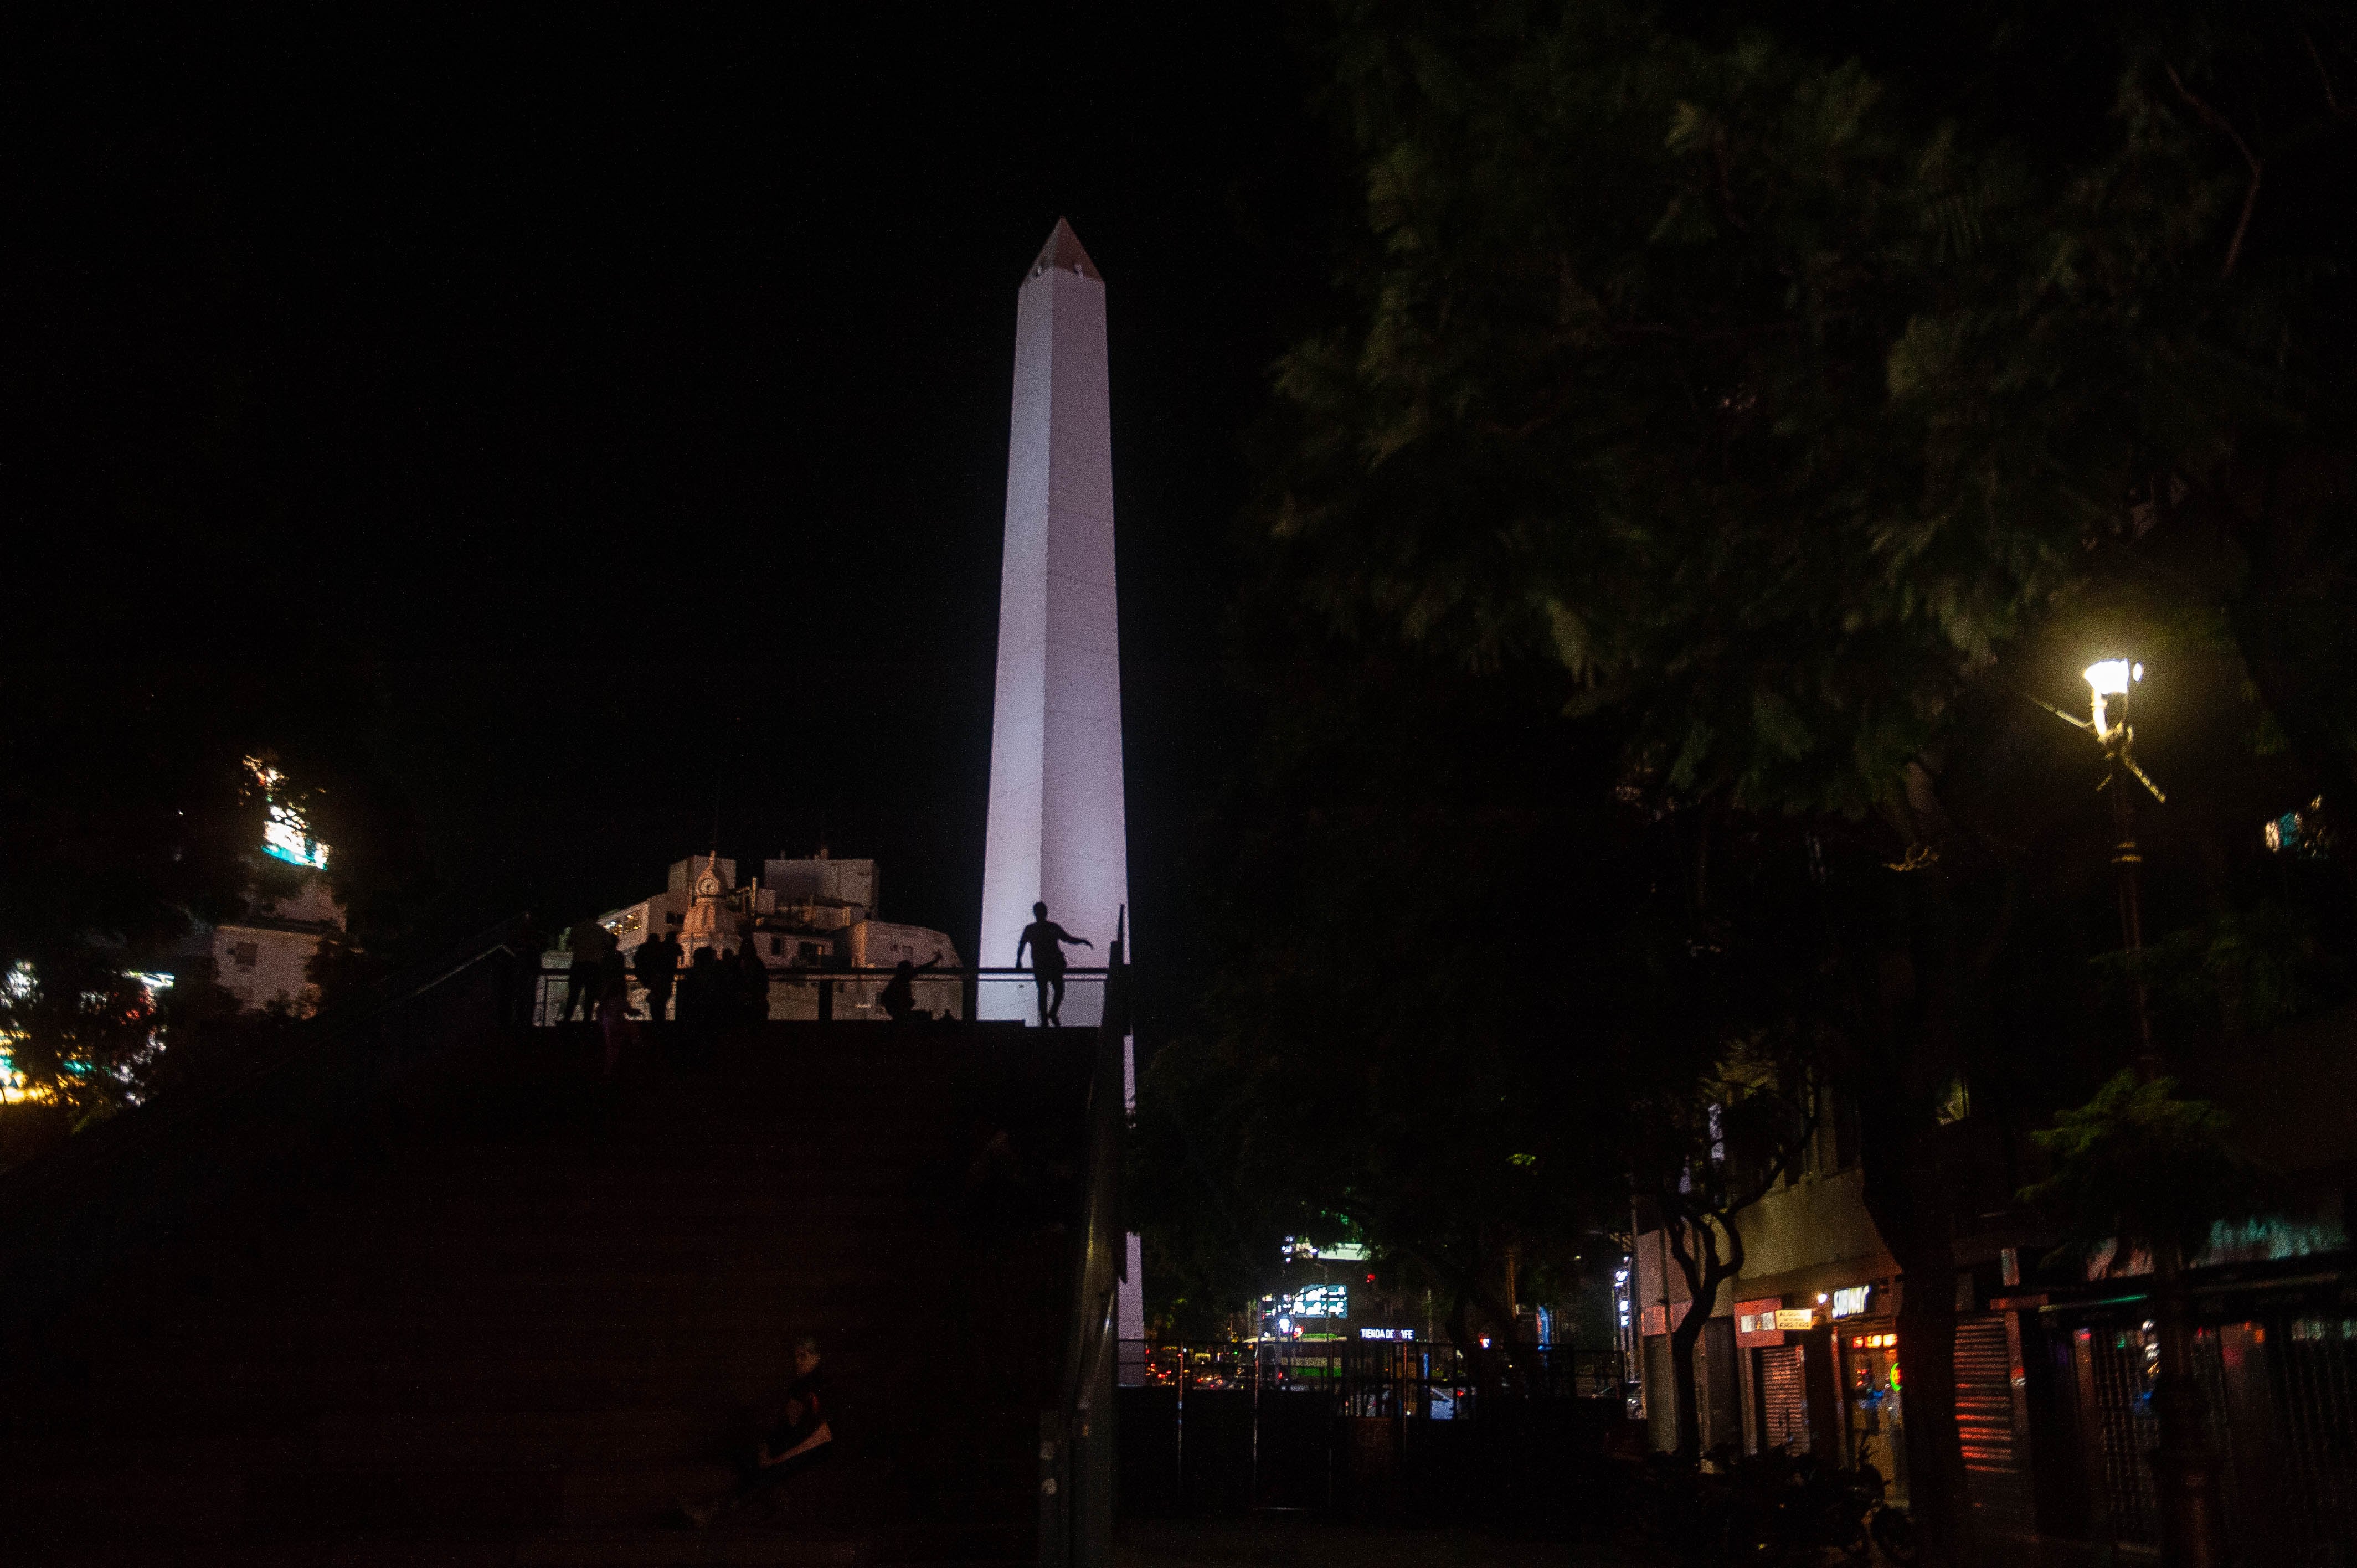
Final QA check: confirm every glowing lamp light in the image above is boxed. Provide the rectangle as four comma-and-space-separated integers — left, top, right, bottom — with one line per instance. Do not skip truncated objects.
2082, 659, 2144, 736
2083, 660, 2135, 697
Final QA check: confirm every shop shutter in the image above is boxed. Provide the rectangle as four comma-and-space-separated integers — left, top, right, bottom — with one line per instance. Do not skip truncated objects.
1757, 1345, 1809, 1453
1955, 1314, 2035, 1539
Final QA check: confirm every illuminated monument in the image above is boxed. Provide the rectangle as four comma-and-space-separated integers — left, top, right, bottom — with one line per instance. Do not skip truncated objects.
979, 220, 1130, 1028
980, 220, 1146, 1375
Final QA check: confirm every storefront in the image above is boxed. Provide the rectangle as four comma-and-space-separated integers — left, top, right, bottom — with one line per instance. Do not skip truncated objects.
1835, 1318, 1906, 1499
1812, 1282, 1899, 1499
1733, 1297, 1818, 1456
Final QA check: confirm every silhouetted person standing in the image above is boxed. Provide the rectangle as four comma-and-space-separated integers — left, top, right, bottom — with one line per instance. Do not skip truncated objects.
678, 946, 723, 1033
1015, 902, 1091, 1027
596, 942, 635, 1076
634, 932, 680, 1023
709, 944, 740, 1024
735, 938, 771, 1023
563, 920, 613, 1023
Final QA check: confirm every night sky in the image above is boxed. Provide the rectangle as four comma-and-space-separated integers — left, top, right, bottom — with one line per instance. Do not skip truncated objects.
12, 9, 1336, 966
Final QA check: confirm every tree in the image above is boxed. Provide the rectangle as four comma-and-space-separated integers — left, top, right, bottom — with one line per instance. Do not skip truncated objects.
1629, 1054, 1814, 1463
0, 677, 440, 1122
1259, 3, 2356, 1555
1131, 658, 1643, 1397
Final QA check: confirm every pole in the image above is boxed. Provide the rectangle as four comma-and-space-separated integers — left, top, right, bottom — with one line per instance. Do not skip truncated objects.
2104, 733, 2159, 1080
2101, 685, 2220, 1568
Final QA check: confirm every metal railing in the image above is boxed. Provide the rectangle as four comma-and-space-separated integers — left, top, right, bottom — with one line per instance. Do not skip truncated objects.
529, 961, 1113, 1027
1038, 922, 1130, 1568
1115, 1338, 1628, 1523
1134, 1339, 1614, 1413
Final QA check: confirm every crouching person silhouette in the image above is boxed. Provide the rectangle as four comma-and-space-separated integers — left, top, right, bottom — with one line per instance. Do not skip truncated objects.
676, 1337, 832, 1528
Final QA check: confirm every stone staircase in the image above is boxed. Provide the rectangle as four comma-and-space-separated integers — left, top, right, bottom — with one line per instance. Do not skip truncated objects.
0, 1017, 1095, 1565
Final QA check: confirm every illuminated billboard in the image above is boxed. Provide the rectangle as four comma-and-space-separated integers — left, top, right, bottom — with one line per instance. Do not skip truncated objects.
1270, 1284, 1347, 1319
263, 804, 328, 870
247, 758, 330, 870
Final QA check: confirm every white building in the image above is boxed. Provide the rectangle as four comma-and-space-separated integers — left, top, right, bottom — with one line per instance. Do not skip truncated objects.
545, 851, 963, 1023
207, 875, 346, 1014
175, 760, 346, 1015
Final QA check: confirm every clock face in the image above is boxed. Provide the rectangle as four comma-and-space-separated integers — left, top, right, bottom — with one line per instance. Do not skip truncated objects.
699, 877, 719, 895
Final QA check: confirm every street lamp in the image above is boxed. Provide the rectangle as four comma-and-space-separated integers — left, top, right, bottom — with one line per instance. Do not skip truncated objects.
2037, 658, 2168, 1069
2036, 659, 2220, 1568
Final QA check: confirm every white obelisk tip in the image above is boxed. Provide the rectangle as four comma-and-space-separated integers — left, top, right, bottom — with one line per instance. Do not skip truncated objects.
1027, 218, 1102, 282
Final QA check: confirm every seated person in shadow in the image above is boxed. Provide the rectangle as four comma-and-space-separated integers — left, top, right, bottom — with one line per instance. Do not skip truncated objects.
879, 951, 943, 1023
677, 1337, 833, 1528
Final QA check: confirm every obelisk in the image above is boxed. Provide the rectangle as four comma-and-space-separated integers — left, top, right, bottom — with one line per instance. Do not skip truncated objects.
981, 219, 1146, 1380
979, 220, 1130, 1028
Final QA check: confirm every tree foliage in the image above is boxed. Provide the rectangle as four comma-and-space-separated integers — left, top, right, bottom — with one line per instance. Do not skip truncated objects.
1277, 0, 2357, 817
2023, 1069, 2268, 1266
1144, 2, 2357, 1552
1133, 662, 1645, 1356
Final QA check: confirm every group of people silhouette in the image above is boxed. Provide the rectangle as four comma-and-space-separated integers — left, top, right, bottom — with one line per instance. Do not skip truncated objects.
558, 923, 770, 1030
554, 898, 1097, 1044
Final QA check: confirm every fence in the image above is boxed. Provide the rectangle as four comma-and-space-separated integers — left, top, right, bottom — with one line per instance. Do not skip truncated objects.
1116, 1339, 1628, 1525
2063, 1307, 2357, 1563
530, 961, 1109, 1027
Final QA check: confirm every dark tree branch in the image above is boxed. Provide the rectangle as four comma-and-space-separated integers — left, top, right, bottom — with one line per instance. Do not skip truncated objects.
2165, 65, 2264, 280
2301, 30, 2357, 121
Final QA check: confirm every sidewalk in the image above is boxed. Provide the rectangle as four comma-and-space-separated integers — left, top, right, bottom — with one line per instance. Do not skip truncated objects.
1118, 1516, 1643, 1566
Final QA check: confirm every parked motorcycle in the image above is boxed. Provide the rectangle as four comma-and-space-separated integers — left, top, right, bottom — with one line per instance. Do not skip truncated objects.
1623, 1447, 1919, 1566
1719, 1451, 1919, 1566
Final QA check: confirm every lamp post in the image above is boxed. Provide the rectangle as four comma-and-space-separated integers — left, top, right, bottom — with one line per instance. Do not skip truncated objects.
2082, 659, 2164, 1077
2039, 660, 2220, 1568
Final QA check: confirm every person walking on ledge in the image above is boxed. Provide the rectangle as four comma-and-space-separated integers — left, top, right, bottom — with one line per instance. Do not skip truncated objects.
1015, 902, 1091, 1027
